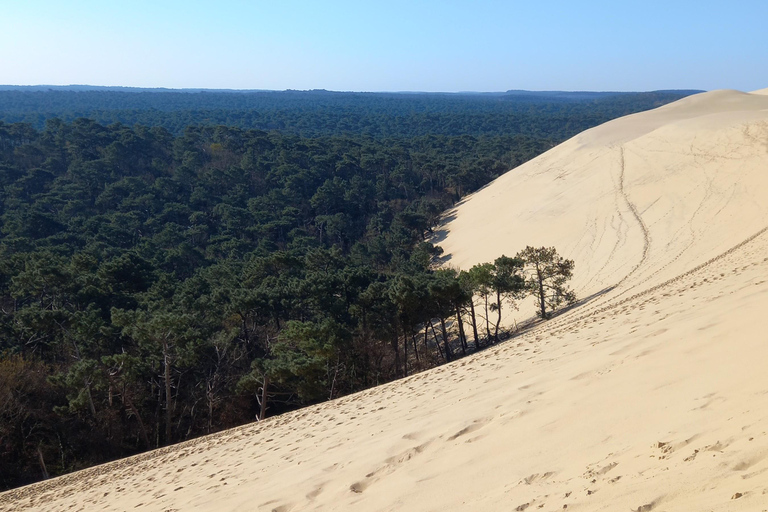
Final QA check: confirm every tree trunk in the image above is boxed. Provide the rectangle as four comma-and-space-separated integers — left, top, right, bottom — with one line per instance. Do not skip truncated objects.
390, 331, 400, 378
494, 290, 502, 342
456, 306, 467, 356
537, 265, 547, 319
162, 339, 172, 445
484, 294, 492, 343
155, 378, 162, 448
412, 334, 421, 367
329, 358, 339, 400
84, 380, 97, 418
207, 380, 214, 433
402, 326, 408, 377
258, 376, 269, 421
121, 387, 150, 449
429, 320, 445, 362
37, 446, 49, 480
469, 300, 480, 350
70, 338, 98, 419
439, 317, 453, 362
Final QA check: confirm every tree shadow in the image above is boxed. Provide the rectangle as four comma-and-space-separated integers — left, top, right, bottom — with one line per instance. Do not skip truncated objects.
428, 210, 456, 245
554, 285, 616, 316
428, 210, 458, 264
486, 285, 617, 344
505, 285, 616, 339
406, 285, 618, 377
426, 185, 499, 264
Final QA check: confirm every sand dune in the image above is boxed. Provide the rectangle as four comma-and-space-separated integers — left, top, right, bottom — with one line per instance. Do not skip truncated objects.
3, 89, 768, 512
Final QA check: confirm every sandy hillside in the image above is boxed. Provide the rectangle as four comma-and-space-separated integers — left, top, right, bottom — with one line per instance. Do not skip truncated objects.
3, 89, 768, 512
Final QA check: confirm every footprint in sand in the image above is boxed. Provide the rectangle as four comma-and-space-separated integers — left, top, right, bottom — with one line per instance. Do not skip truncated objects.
349, 441, 433, 493
448, 417, 491, 441
522, 471, 556, 485
733, 451, 768, 472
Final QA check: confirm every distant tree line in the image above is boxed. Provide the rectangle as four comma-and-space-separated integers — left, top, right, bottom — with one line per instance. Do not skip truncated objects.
0, 89, 699, 137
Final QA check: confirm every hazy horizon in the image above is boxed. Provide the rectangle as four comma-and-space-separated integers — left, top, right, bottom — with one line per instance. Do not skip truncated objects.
0, 84, 706, 94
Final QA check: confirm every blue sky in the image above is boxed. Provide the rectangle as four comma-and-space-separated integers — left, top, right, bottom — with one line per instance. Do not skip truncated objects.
1, 0, 766, 92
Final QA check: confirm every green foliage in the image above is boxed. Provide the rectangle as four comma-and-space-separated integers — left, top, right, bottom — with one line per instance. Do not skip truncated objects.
268, 319, 350, 401
517, 246, 576, 319
0, 88, 700, 138
491, 255, 526, 299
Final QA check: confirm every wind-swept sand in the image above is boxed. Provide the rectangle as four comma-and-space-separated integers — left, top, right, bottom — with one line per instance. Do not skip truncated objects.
3, 89, 768, 512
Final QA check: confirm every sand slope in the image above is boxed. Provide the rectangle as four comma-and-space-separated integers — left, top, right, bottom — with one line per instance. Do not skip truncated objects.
3, 89, 768, 512
437, 89, 768, 320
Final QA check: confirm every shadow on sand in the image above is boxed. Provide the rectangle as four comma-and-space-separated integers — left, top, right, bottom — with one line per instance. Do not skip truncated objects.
470, 284, 617, 351
428, 210, 457, 264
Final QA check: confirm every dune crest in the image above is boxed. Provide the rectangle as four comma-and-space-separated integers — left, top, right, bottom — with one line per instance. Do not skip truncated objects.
3, 88, 768, 511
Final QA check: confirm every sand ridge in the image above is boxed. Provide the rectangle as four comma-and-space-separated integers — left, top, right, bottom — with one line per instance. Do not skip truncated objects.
2, 89, 768, 511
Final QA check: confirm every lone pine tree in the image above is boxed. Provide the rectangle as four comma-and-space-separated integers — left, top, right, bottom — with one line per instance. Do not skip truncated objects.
517, 246, 575, 320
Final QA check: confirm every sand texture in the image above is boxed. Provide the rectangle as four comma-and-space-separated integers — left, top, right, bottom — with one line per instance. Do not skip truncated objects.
2, 89, 768, 511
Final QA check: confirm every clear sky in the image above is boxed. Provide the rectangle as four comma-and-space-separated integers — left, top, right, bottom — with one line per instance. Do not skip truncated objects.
1, 0, 766, 92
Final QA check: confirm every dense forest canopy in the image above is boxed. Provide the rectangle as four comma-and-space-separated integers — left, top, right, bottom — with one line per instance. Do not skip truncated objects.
0, 87, 701, 137
0, 88, 698, 490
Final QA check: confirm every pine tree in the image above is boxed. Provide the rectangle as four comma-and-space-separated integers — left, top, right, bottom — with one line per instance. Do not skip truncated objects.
517, 246, 575, 319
